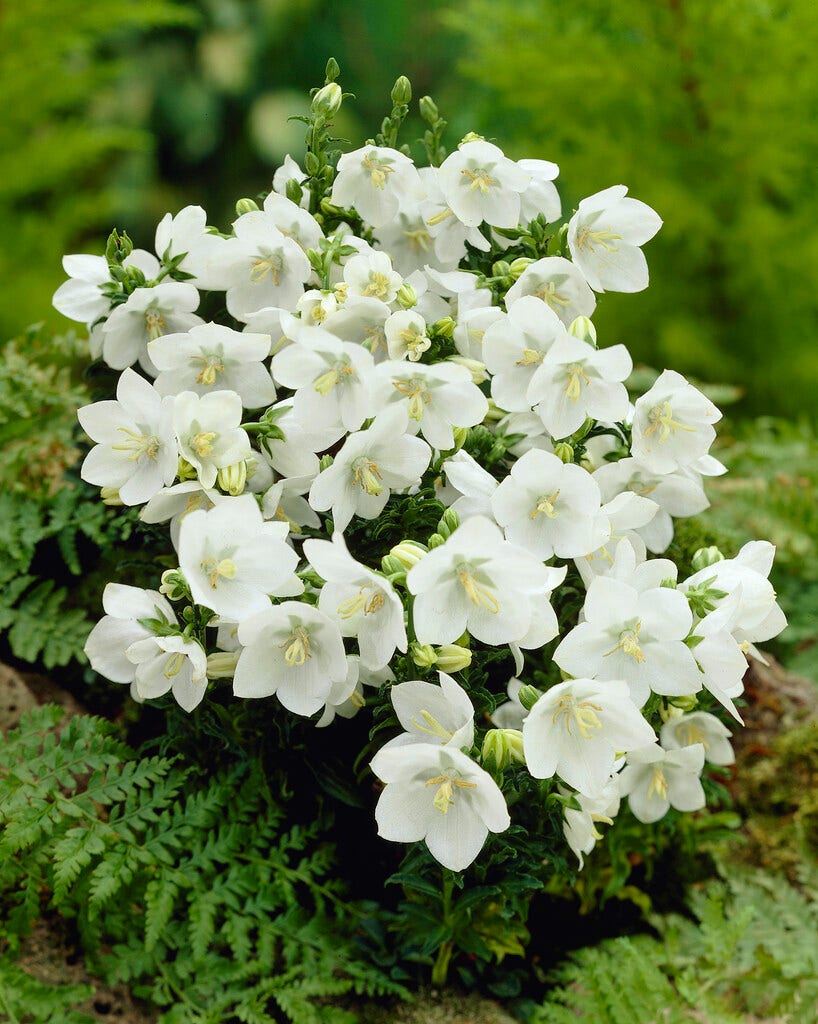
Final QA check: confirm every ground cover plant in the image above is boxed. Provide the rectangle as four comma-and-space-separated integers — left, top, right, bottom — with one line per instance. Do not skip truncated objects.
0, 61, 797, 1022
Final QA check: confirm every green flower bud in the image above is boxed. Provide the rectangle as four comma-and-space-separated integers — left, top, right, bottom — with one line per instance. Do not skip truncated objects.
411, 643, 438, 669
285, 179, 303, 205
427, 532, 446, 549
325, 57, 341, 82
435, 644, 472, 673
518, 684, 543, 711
380, 554, 407, 580
460, 131, 484, 145
569, 315, 597, 346
389, 540, 428, 569
691, 546, 725, 572
319, 197, 343, 217
391, 75, 412, 106
312, 82, 343, 117
105, 228, 133, 266
159, 569, 189, 602
396, 283, 418, 309
509, 257, 534, 280
235, 198, 259, 217
100, 486, 123, 506
206, 651, 240, 679
432, 316, 456, 339
217, 461, 247, 496
669, 694, 699, 712
491, 260, 511, 279
419, 95, 439, 124
319, 454, 334, 471
438, 508, 460, 537
553, 442, 575, 464
448, 355, 488, 384
451, 426, 470, 451
482, 728, 526, 770
177, 457, 197, 482
304, 151, 321, 176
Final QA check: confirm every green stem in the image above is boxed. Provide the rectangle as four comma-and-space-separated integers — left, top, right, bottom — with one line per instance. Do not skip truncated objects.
431, 869, 455, 986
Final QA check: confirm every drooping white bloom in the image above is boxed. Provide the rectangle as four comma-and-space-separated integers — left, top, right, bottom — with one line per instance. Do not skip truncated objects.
259, 401, 334, 481
618, 744, 706, 823
505, 257, 596, 326
101, 283, 202, 373
261, 191, 324, 252
331, 145, 422, 228
53, 249, 157, 325
437, 140, 529, 228
374, 191, 449, 276
554, 574, 702, 708
568, 186, 662, 293
322, 296, 392, 359
304, 533, 407, 670
420, 169, 492, 266
406, 515, 557, 646
84, 583, 176, 685
272, 154, 310, 208
343, 251, 403, 304
78, 369, 176, 505
232, 601, 347, 716
371, 360, 488, 450
308, 405, 432, 532
384, 309, 431, 362
490, 679, 526, 731
314, 656, 364, 728
370, 743, 510, 871
125, 633, 208, 712
687, 593, 748, 722
154, 205, 224, 284
382, 672, 475, 751
517, 159, 561, 224
149, 323, 276, 408
527, 335, 632, 439
631, 370, 721, 474
575, 494, 658, 586
261, 478, 321, 534
453, 305, 505, 362
562, 780, 620, 869
660, 711, 734, 766
173, 390, 251, 488
439, 449, 498, 522
523, 678, 656, 796
140, 480, 224, 548
178, 493, 302, 619
491, 449, 610, 560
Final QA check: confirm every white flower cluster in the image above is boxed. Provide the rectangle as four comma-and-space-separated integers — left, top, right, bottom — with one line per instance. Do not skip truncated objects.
58, 130, 786, 874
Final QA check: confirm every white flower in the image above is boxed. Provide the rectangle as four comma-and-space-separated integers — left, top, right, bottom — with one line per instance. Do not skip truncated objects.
384, 309, 431, 362
505, 257, 596, 326
322, 296, 391, 359
371, 360, 488, 451
453, 305, 505, 362
370, 743, 510, 871
272, 154, 310, 208
178, 493, 301, 619
382, 672, 475, 751
575, 495, 658, 587
660, 711, 734, 766
437, 140, 529, 228
563, 781, 620, 869
331, 145, 422, 228
101, 283, 202, 373
53, 249, 158, 325
568, 186, 662, 293
619, 744, 706, 823
528, 334, 632, 439
523, 678, 656, 796
631, 370, 721, 474
375, 200, 448, 276
518, 159, 561, 224
173, 390, 251, 488
149, 323, 276, 408
687, 593, 748, 723
85, 583, 176, 685
490, 679, 526, 731
261, 478, 321, 534
304, 532, 407, 670
261, 191, 324, 252
315, 656, 364, 728
554, 574, 702, 708
154, 205, 224, 284
126, 634, 208, 712
140, 480, 223, 548
308, 405, 432, 532
406, 515, 557, 646
233, 601, 347, 716
420, 169, 492, 265
343, 251, 403, 304
78, 369, 176, 505
491, 450, 610, 560
439, 449, 498, 522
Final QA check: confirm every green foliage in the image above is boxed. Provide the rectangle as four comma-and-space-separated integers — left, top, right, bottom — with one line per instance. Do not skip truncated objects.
0, 957, 96, 1024
0, 706, 405, 1024
449, 0, 818, 416
530, 869, 818, 1024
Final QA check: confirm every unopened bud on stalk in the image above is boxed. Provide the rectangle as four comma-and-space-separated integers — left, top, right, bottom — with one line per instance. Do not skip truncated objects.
235, 198, 259, 217
217, 461, 247, 496
100, 487, 123, 506
391, 75, 412, 106
553, 442, 575, 464
509, 257, 534, 280
432, 316, 456, 339
438, 508, 460, 538
569, 316, 597, 346
159, 569, 189, 602
518, 684, 543, 711
449, 355, 488, 385
491, 260, 511, 279
460, 131, 484, 145
482, 728, 526, 770
419, 95, 439, 123
177, 457, 197, 482
312, 82, 343, 117
389, 539, 428, 569
435, 644, 472, 673
411, 643, 438, 669
396, 283, 418, 309
451, 426, 470, 451
691, 546, 724, 571
669, 694, 699, 712
206, 651, 240, 679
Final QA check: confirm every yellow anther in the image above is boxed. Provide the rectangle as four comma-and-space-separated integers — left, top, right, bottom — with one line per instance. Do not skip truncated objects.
199, 557, 237, 589
184, 494, 207, 514
530, 490, 561, 520
362, 271, 393, 299
144, 310, 167, 340
337, 586, 384, 619
250, 255, 281, 284
575, 227, 622, 253
565, 363, 591, 402
552, 696, 604, 739
404, 228, 431, 253
191, 431, 218, 457
679, 723, 709, 750
400, 327, 430, 361
603, 621, 646, 663
314, 362, 355, 395
410, 709, 454, 742
310, 305, 327, 323
363, 154, 395, 190
515, 348, 544, 367
425, 773, 477, 814
456, 567, 500, 613
426, 206, 455, 227
192, 355, 225, 386
111, 426, 161, 462
534, 281, 571, 310
461, 167, 497, 193
647, 766, 668, 801
280, 628, 311, 667
393, 379, 431, 420
644, 401, 697, 443
163, 652, 186, 679
349, 688, 366, 709
352, 458, 384, 496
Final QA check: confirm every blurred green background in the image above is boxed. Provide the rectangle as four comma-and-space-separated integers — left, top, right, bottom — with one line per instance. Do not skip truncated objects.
1, 0, 816, 674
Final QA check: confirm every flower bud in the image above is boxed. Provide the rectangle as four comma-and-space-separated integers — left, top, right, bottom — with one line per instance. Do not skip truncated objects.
669, 694, 699, 712
177, 457, 197, 482
437, 508, 460, 538
304, 151, 321, 176
451, 426, 470, 451
434, 644, 472, 673
389, 539, 428, 569
285, 179, 303, 205
482, 728, 525, 770
235, 198, 259, 217
432, 316, 456, 339
448, 355, 488, 384
159, 569, 189, 602
312, 82, 343, 117
427, 532, 446, 549
100, 486, 123, 506
325, 57, 341, 82
320, 197, 344, 217
411, 643, 438, 669
491, 260, 511, 279
391, 75, 412, 106
691, 546, 725, 571
419, 95, 439, 123
319, 454, 334, 472
569, 315, 597, 346
217, 461, 247, 496
518, 684, 543, 711
659, 703, 685, 724
553, 442, 575, 464
396, 283, 418, 309
380, 554, 407, 580
105, 228, 133, 266
483, 399, 506, 425
206, 651, 240, 679
509, 257, 534, 280
460, 131, 484, 145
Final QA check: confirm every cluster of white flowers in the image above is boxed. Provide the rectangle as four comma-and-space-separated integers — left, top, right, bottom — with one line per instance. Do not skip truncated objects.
58, 105, 786, 873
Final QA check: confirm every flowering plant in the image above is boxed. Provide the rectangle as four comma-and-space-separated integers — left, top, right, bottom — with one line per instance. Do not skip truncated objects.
55, 61, 785, 973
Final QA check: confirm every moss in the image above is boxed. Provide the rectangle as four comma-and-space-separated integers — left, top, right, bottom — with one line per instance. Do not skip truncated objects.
355, 990, 518, 1024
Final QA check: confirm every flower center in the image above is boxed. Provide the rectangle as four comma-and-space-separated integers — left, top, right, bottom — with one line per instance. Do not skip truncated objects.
404, 227, 431, 253
425, 773, 477, 814
337, 585, 384, 618
352, 457, 383, 496
551, 696, 604, 739
565, 363, 591, 402
461, 167, 497, 193
280, 628, 311, 666
647, 766, 668, 801
534, 281, 571, 310
575, 226, 622, 253
191, 431, 218, 457
456, 566, 500, 613
515, 347, 544, 367
199, 557, 237, 588
400, 326, 430, 361
603, 621, 646, 663
144, 310, 167, 340
362, 271, 393, 299
192, 354, 225, 387
111, 426, 161, 462
679, 723, 709, 749
314, 361, 355, 395
250, 251, 283, 284
644, 401, 697, 443
363, 153, 395, 190
163, 652, 186, 679
530, 489, 561, 520
393, 378, 431, 420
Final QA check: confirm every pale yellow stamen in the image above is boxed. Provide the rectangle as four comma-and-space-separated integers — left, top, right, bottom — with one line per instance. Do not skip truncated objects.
163, 652, 186, 679
337, 586, 384, 618
456, 567, 500, 613
644, 402, 697, 443
250, 255, 281, 284
425, 773, 477, 814
551, 696, 604, 739
410, 709, 454, 742
404, 228, 431, 253
603, 621, 646, 663
576, 227, 622, 253
679, 723, 709, 750
461, 167, 497, 193
363, 154, 395, 190
565, 363, 591, 402
144, 310, 167, 340
111, 426, 161, 462
314, 362, 355, 395
647, 766, 668, 801
192, 355, 225, 386
426, 207, 454, 227
393, 379, 431, 420
362, 272, 392, 299
280, 628, 311, 667
530, 490, 561, 520
534, 281, 571, 310
199, 557, 237, 589
310, 305, 327, 323
191, 431, 217, 457
400, 327, 430, 360
515, 348, 544, 367
352, 458, 383, 496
